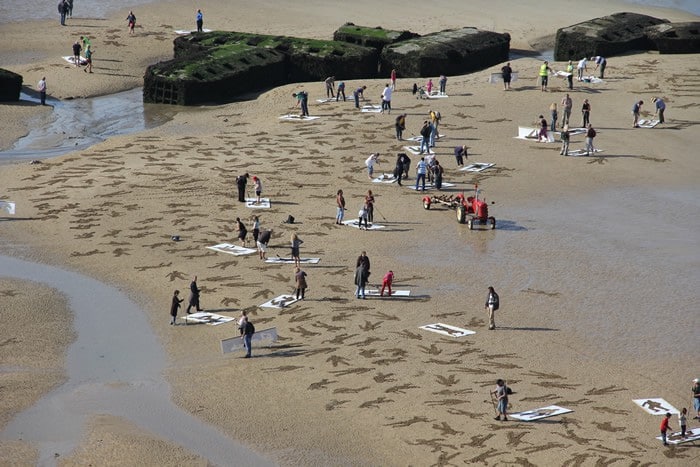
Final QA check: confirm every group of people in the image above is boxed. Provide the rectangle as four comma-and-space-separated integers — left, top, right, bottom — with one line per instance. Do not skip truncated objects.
169, 276, 204, 325
57, 0, 74, 26
71, 36, 93, 73
659, 378, 700, 446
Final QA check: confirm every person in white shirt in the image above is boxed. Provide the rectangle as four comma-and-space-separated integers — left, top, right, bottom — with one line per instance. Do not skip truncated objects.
577, 58, 588, 81
365, 153, 379, 180
37, 77, 47, 105
381, 84, 392, 114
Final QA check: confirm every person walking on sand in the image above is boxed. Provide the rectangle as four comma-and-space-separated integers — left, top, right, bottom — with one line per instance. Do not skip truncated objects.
72, 40, 82, 67
380, 270, 394, 297
565, 60, 574, 90
58, 0, 68, 26
257, 229, 271, 260
294, 267, 308, 300
126, 11, 136, 34
581, 99, 591, 127
692, 378, 700, 419
485, 286, 499, 330
390, 68, 397, 91
395, 113, 406, 140
415, 157, 427, 191
354, 261, 369, 299
336, 81, 346, 101
492, 379, 509, 421
290, 233, 303, 267
235, 172, 249, 202
560, 125, 570, 156
632, 100, 644, 128
324, 76, 335, 98
577, 57, 587, 81
84, 45, 93, 73
550, 103, 558, 132
353, 85, 366, 109
454, 145, 467, 167
432, 160, 443, 190
186, 276, 203, 314
196, 9, 203, 33
38, 77, 47, 106
238, 310, 254, 358
660, 413, 672, 446
591, 55, 607, 79
252, 176, 262, 204
585, 124, 596, 156
537, 115, 548, 142
365, 153, 379, 180
399, 152, 411, 181
251, 215, 260, 245
501, 62, 513, 90
170, 289, 183, 325
652, 97, 666, 124
235, 217, 247, 246
561, 94, 572, 126
336, 189, 345, 224
539, 61, 551, 92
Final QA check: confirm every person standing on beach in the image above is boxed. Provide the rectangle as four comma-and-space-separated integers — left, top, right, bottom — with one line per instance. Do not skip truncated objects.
357, 203, 369, 230
356, 251, 371, 274
454, 145, 467, 167
485, 286, 499, 330
395, 113, 406, 140
252, 176, 262, 204
257, 229, 271, 260
353, 85, 366, 108
80, 36, 91, 51
251, 215, 260, 245
679, 407, 688, 438
235, 217, 248, 246
72, 40, 82, 67
581, 99, 591, 127
38, 77, 47, 106
292, 91, 309, 117
415, 157, 427, 191
426, 78, 433, 95
126, 11, 136, 35
294, 267, 308, 300
235, 172, 249, 202
439, 75, 447, 95
196, 9, 203, 33
324, 76, 335, 98
390, 68, 397, 90
632, 100, 644, 128
560, 126, 570, 156
692, 378, 700, 419
354, 261, 369, 299
591, 55, 606, 79
585, 124, 596, 156
84, 45, 93, 73
429, 109, 440, 144
67, 0, 73, 17
492, 379, 509, 421
336, 81, 346, 101
58, 0, 68, 26
537, 115, 548, 142
501, 62, 513, 90
365, 153, 379, 180
539, 61, 551, 92
577, 57, 587, 81
186, 276, 203, 314
550, 103, 558, 132
335, 189, 345, 224
290, 233, 303, 267
652, 97, 666, 124
364, 190, 375, 225
381, 84, 392, 114
419, 121, 431, 154
238, 310, 254, 358
565, 60, 574, 89
660, 413, 672, 446
561, 94, 572, 126
394, 154, 404, 186
170, 290, 183, 325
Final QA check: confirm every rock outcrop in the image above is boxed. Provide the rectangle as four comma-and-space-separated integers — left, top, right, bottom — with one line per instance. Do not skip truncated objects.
554, 12, 667, 60
0, 68, 22, 102
333, 23, 419, 50
379, 27, 510, 78
645, 22, 700, 54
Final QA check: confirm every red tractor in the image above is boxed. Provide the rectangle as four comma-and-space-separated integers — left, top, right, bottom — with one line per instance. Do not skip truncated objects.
422, 186, 496, 230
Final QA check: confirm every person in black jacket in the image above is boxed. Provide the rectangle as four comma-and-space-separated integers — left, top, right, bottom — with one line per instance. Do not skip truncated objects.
170, 290, 183, 325
485, 286, 500, 330
186, 276, 203, 314
236, 173, 249, 202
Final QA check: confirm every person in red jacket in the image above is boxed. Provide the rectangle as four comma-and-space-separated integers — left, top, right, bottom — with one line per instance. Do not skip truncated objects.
660, 412, 672, 446
380, 271, 394, 297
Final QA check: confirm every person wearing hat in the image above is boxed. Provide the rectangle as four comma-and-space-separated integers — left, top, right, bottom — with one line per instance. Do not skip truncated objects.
652, 97, 666, 124
693, 378, 700, 419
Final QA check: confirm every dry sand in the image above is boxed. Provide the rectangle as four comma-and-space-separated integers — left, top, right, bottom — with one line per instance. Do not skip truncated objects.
1, 0, 699, 465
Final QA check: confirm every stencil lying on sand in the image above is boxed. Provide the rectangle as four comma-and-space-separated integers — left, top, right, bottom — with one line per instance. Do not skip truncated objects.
279, 114, 320, 121
407, 134, 445, 142
221, 327, 278, 353
567, 148, 604, 157
656, 428, 700, 445
372, 173, 398, 184
174, 28, 212, 34
0, 201, 16, 215
459, 163, 495, 173
579, 75, 603, 84
182, 312, 235, 326
637, 119, 660, 129
342, 220, 386, 230
404, 146, 434, 155
515, 127, 555, 143
245, 198, 271, 209
427, 91, 448, 99
510, 405, 573, 421
260, 294, 300, 309
419, 323, 475, 337
62, 56, 87, 66
554, 70, 572, 79
361, 105, 382, 113
315, 98, 336, 103
633, 398, 680, 415
406, 182, 455, 191
364, 289, 410, 297
489, 72, 519, 83
265, 257, 320, 264
206, 243, 257, 256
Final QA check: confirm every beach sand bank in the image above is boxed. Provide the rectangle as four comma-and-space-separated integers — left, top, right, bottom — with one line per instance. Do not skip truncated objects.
1, 0, 699, 465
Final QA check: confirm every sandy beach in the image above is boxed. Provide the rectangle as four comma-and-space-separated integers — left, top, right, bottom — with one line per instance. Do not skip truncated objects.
1, 0, 699, 465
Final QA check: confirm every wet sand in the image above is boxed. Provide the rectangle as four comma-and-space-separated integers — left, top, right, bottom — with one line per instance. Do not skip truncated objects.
1, 0, 699, 465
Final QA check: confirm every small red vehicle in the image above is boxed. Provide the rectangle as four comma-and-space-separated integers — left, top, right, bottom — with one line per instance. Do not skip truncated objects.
422, 185, 496, 230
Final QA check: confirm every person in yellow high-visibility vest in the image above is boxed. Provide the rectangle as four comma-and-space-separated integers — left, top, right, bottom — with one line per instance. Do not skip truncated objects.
539, 61, 552, 92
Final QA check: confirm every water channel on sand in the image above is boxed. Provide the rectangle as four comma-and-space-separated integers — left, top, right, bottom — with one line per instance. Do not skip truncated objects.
0, 254, 274, 466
